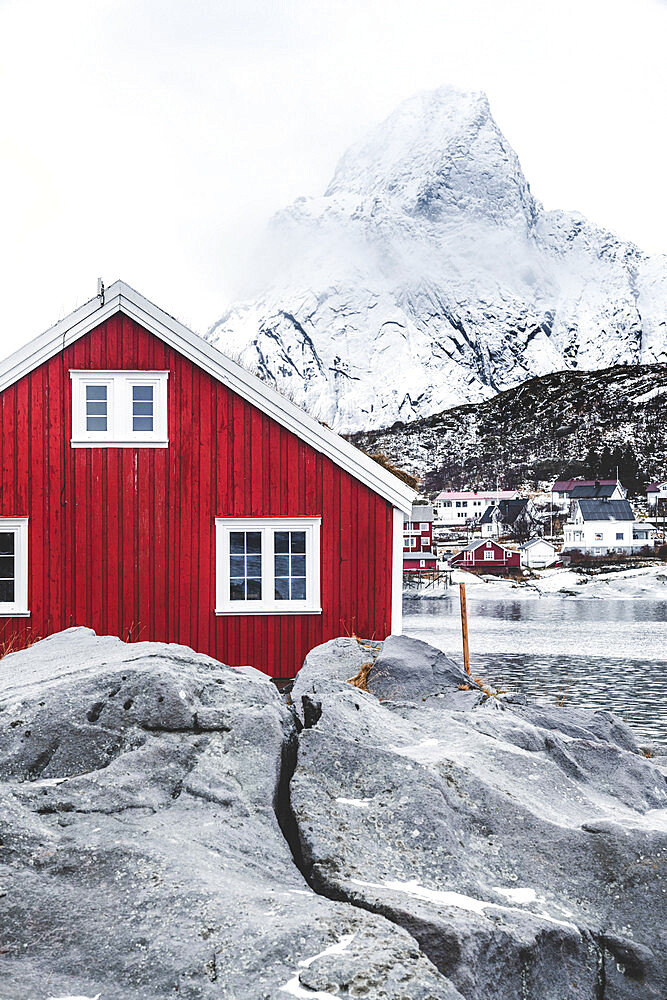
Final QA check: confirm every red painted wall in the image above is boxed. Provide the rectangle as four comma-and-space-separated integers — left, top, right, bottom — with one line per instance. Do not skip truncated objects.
0, 313, 394, 677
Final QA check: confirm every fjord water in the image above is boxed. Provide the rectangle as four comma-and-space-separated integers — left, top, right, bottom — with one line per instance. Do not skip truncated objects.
404, 598, 667, 747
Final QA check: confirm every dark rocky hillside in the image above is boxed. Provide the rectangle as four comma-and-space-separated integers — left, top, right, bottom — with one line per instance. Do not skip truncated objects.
349, 362, 667, 492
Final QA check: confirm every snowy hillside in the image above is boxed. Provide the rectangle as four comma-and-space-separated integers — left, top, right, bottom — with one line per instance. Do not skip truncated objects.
349, 361, 667, 490
209, 86, 667, 433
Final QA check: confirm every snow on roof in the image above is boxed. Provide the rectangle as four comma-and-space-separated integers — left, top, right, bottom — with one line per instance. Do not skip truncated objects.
577, 499, 634, 522
435, 490, 518, 501
0, 281, 415, 513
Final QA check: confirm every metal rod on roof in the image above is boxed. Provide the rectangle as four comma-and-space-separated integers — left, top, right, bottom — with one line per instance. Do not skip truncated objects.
459, 582, 470, 676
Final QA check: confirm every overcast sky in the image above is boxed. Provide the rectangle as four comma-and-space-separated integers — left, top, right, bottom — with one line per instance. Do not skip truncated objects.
1, 0, 666, 357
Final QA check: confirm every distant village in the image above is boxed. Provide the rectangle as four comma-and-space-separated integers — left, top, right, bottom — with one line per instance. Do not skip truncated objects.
403, 477, 667, 582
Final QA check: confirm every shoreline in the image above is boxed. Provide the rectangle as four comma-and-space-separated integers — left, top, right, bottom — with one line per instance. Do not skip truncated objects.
404, 564, 667, 601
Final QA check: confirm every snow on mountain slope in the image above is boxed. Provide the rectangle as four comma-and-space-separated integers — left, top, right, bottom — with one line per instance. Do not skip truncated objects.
208, 86, 667, 433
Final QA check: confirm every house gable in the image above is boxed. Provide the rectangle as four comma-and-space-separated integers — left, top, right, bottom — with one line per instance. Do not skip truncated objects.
0, 281, 414, 514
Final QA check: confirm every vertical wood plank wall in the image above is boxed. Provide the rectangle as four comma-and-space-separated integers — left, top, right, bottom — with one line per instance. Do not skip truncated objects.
0, 314, 394, 676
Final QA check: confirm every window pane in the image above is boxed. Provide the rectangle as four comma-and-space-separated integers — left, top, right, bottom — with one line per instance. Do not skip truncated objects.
274, 577, 290, 601
87, 416, 107, 431
230, 579, 245, 601
0, 580, 14, 602
86, 400, 107, 415
230, 532, 245, 554
291, 554, 306, 576
133, 401, 153, 415
290, 531, 306, 553
86, 385, 107, 401
246, 554, 262, 576
274, 531, 289, 553
0, 532, 14, 555
0, 555, 14, 578
133, 385, 153, 401
230, 555, 246, 577
274, 554, 290, 577
246, 578, 262, 600
133, 416, 154, 431
291, 577, 306, 601
246, 532, 261, 554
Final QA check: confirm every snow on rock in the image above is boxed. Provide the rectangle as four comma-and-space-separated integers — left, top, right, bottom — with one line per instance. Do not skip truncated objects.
209, 86, 667, 432
291, 634, 667, 999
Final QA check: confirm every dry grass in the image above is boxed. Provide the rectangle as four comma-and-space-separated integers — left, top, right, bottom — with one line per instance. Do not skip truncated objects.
0, 631, 42, 661
347, 662, 373, 692
365, 452, 418, 489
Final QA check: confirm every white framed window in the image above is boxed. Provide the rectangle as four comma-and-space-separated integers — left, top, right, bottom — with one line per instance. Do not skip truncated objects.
484, 550, 494, 560
0, 518, 29, 616
70, 371, 169, 447
420, 522, 429, 530
215, 517, 321, 615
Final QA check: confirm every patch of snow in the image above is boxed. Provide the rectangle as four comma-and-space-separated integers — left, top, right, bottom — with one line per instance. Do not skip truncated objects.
47, 995, 100, 1000
31, 776, 69, 788
492, 886, 537, 904
348, 878, 579, 932
280, 934, 356, 998
336, 797, 371, 808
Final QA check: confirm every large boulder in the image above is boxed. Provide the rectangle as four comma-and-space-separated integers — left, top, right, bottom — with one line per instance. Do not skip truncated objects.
0, 628, 455, 999
291, 635, 667, 999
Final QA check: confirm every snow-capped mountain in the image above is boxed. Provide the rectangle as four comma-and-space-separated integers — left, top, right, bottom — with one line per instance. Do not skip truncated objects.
209, 86, 667, 433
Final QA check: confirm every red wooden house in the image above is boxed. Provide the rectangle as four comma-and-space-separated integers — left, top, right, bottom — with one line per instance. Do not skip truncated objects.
450, 539, 520, 574
0, 282, 414, 677
403, 502, 436, 572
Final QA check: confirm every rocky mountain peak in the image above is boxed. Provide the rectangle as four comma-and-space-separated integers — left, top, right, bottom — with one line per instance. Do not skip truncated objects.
209, 87, 667, 433
325, 85, 537, 228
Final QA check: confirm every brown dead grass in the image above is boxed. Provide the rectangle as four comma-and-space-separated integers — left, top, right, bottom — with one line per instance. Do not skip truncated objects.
347, 662, 373, 692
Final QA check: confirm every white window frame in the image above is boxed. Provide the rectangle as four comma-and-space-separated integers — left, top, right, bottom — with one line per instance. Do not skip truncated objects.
70, 371, 169, 447
484, 550, 494, 561
0, 517, 29, 617
215, 517, 321, 615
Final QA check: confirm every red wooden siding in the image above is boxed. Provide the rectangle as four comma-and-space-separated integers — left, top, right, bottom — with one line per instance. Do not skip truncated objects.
0, 313, 395, 677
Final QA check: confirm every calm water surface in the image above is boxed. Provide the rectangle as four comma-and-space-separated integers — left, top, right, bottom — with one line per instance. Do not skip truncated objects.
403, 596, 667, 747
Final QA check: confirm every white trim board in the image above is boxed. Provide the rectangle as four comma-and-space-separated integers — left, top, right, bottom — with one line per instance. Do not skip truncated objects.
0, 281, 415, 513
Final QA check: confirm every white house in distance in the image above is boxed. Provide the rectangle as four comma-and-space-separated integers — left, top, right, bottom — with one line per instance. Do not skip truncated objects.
434, 490, 518, 528
551, 478, 625, 512
519, 538, 558, 569
562, 499, 655, 556
647, 481, 667, 508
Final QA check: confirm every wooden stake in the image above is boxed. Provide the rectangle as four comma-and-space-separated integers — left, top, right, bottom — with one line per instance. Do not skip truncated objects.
459, 581, 470, 675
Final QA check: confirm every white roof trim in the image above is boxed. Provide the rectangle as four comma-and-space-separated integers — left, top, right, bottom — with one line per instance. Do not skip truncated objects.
0, 281, 416, 512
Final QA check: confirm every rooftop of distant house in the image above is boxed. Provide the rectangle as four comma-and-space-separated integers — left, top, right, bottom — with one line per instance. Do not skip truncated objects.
575, 499, 634, 522
435, 490, 518, 502
569, 483, 619, 499
408, 504, 434, 521
479, 498, 529, 524
552, 478, 619, 493
647, 481, 667, 492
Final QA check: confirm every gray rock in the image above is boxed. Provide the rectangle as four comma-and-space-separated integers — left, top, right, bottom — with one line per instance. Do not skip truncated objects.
0, 628, 456, 999
290, 635, 667, 999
